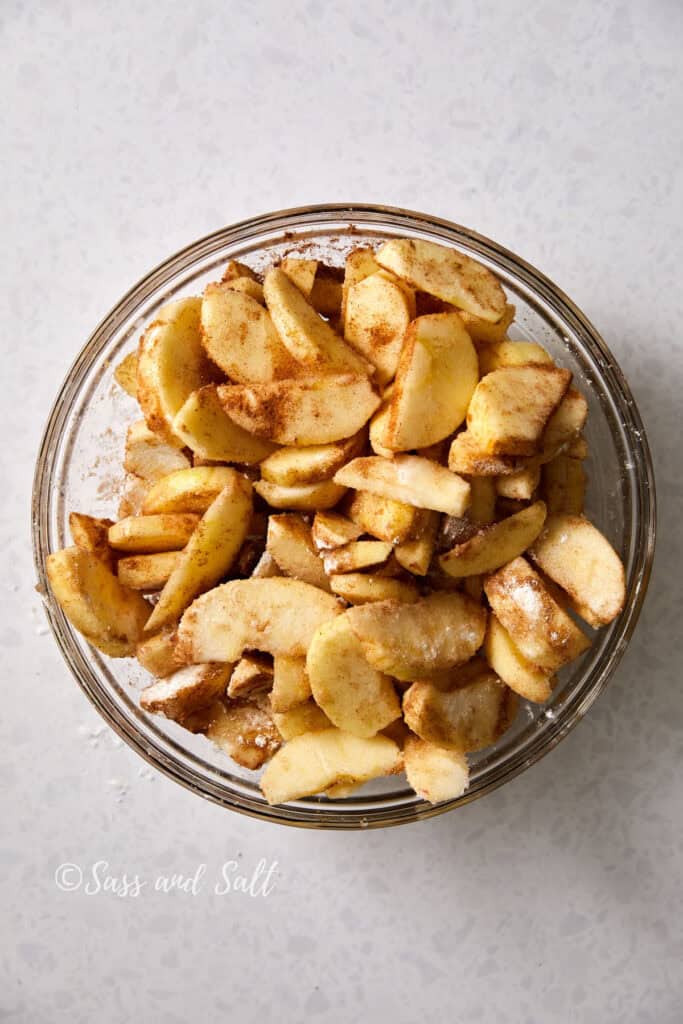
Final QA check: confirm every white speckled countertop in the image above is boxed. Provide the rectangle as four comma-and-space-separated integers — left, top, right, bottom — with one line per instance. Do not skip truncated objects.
3, 2, 681, 1020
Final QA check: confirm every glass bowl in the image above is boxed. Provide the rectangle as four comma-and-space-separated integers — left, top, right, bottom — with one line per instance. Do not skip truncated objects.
32, 204, 656, 829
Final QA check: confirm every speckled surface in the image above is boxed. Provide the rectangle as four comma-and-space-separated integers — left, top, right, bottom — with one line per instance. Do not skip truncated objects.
3, 1, 681, 1020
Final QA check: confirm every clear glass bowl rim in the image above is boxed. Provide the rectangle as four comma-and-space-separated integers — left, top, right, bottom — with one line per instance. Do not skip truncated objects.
32, 202, 656, 830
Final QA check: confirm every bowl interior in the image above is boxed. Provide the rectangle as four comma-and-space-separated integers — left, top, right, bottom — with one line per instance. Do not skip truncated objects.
32, 205, 655, 828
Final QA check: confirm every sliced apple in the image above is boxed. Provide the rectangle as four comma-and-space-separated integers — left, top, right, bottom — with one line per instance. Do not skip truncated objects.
218, 375, 380, 446
495, 463, 541, 501
477, 339, 552, 375
394, 509, 440, 576
383, 313, 479, 450
376, 238, 507, 322
307, 614, 401, 737
108, 514, 199, 553
223, 277, 265, 304
142, 466, 243, 514
136, 626, 184, 678
271, 655, 311, 713
484, 556, 591, 672
143, 475, 253, 632
227, 654, 274, 699
255, 478, 347, 512
260, 728, 401, 805
341, 247, 381, 324
200, 284, 294, 383
311, 512, 364, 551
140, 663, 231, 724
439, 500, 546, 577
272, 701, 332, 740
124, 420, 190, 481
263, 267, 371, 375
176, 577, 342, 662
172, 386, 276, 464
467, 365, 572, 456
329, 573, 420, 605
280, 257, 318, 297
69, 512, 115, 571
266, 514, 330, 591
447, 431, 521, 476
335, 455, 470, 516
528, 514, 626, 627
459, 303, 516, 344
137, 297, 212, 442
347, 489, 418, 544
206, 697, 281, 770
403, 667, 512, 752
117, 550, 181, 590
538, 389, 589, 461
404, 736, 469, 803
484, 614, 554, 703
46, 547, 150, 657
259, 430, 364, 486
347, 592, 487, 681
344, 271, 415, 385
322, 540, 392, 576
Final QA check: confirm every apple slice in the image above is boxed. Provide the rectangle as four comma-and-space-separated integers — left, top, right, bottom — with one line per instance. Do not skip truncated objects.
218, 375, 380, 446
447, 431, 522, 476
46, 547, 150, 657
142, 466, 243, 514
335, 455, 470, 516
117, 551, 180, 590
144, 475, 253, 632
467, 365, 572, 456
376, 238, 507, 322
344, 271, 415, 385
260, 728, 401, 805
329, 573, 420, 605
403, 667, 514, 752
207, 697, 281, 770
140, 663, 231, 724
346, 592, 487, 681
484, 614, 554, 703
528, 514, 626, 627
347, 489, 418, 544
177, 577, 342, 662
307, 615, 401, 737
124, 420, 190, 480
136, 626, 184, 678
114, 351, 138, 397
271, 655, 311, 713
439, 500, 547, 578
264, 267, 371, 375
484, 557, 591, 672
108, 514, 199, 553
272, 701, 332, 740
404, 736, 469, 803
172, 386, 276, 464
259, 430, 364, 486
459, 303, 516, 344
322, 541, 392, 576
201, 284, 294, 383
255, 479, 347, 512
477, 339, 552, 375
383, 313, 479, 450
311, 512, 364, 551
69, 512, 115, 571
266, 514, 330, 591
137, 297, 213, 442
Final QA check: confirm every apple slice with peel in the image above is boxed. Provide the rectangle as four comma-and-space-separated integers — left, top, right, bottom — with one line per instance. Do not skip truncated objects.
346, 592, 487, 681
307, 614, 401, 737
335, 455, 470, 516
404, 736, 469, 804
144, 475, 253, 632
137, 297, 213, 442
376, 238, 507, 322
218, 375, 380, 446
439, 500, 547, 578
264, 267, 371, 375
176, 577, 342, 663
46, 547, 150, 657
382, 313, 479, 451
260, 728, 401, 805
528, 514, 626, 627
